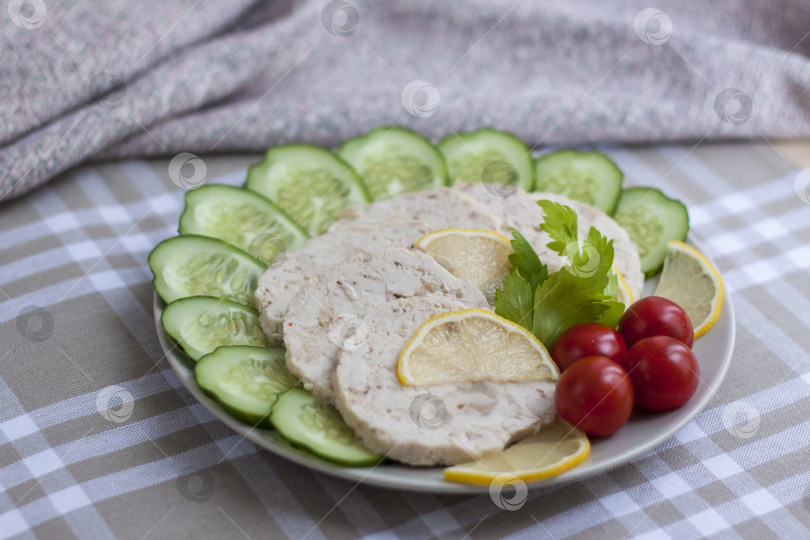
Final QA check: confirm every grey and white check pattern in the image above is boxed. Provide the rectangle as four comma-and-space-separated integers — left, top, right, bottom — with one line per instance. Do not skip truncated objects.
1, 143, 809, 539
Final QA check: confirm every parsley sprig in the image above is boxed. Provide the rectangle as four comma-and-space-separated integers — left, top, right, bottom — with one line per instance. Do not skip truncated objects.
494, 200, 625, 348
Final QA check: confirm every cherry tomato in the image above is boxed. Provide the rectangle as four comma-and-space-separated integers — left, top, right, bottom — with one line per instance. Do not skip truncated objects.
554, 356, 634, 437
551, 323, 627, 371
625, 336, 699, 411
618, 296, 694, 348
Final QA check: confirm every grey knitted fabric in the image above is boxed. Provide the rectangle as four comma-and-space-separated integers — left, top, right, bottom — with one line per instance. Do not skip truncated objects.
2, 0, 810, 201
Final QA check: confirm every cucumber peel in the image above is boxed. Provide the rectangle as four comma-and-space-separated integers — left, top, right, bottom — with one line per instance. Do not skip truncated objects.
246, 144, 371, 236
339, 126, 447, 200
271, 388, 384, 466
149, 235, 265, 307
162, 296, 267, 362
196, 346, 298, 426
613, 186, 689, 277
534, 149, 623, 214
438, 128, 535, 191
179, 184, 309, 265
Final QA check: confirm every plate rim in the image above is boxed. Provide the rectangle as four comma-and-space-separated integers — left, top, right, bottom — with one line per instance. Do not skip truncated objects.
154, 235, 736, 494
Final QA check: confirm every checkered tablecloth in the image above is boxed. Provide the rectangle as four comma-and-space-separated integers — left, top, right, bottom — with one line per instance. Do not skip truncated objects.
1, 143, 809, 539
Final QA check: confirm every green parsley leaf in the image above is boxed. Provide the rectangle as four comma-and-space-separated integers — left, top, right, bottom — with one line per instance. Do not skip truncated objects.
580, 226, 614, 279
531, 266, 610, 347
597, 300, 626, 329
495, 201, 623, 348
537, 200, 579, 256
494, 271, 534, 328
597, 270, 625, 327
507, 229, 548, 291
603, 270, 619, 300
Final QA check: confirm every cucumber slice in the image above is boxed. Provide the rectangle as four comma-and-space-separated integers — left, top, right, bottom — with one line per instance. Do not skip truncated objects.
245, 144, 371, 236
161, 296, 267, 362
438, 128, 535, 191
613, 187, 689, 278
195, 346, 298, 426
270, 388, 384, 466
148, 235, 265, 307
338, 127, 447, 200
178, 185, 309, 265
533, 149, 623, 214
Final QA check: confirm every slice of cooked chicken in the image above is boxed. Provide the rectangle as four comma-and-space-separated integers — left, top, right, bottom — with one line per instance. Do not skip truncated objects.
283, 248, 487, 403
333, 296, 557, 466
257, 189, 503, 345
255, 217, 434, 344
335, 187, 502, 231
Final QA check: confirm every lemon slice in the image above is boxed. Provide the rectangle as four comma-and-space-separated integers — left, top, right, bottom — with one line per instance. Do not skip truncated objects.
397, 308, 559, 386
415, 228, 512, 303
653, 240, 724, 338
613, 266, 634, 307
444, 417, 590, 485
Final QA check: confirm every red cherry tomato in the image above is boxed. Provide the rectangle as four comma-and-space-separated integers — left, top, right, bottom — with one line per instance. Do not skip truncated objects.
554, 356, 634, 437
551, 323, 628, 371
618, 296, 694, 348
625, 336, 699, 411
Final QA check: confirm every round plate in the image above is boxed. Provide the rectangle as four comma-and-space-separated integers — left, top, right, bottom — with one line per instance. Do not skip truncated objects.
154, 236, 735, 494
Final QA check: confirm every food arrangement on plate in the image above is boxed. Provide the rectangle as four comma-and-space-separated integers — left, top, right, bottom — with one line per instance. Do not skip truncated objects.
148, 127, 725, 487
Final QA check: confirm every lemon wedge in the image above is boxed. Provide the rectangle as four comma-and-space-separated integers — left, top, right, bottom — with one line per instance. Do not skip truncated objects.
613, 266, 634, 307
415, 228, 512, 303
653, 240, 724, 339
397, 308, 559, 386
444, 417, 590, 485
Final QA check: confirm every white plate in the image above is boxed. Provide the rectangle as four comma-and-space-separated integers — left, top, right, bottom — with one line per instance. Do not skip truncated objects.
154, 236, 735, 494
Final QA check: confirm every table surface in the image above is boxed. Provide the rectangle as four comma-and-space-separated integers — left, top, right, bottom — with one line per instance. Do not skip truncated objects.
1, 141, 809, 540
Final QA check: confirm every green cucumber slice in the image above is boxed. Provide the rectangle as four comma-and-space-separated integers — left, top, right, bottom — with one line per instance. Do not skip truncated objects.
148, 235, 265, 306
533, 149, 624, 214
161, 296, 267, 362
178, 185, 309, 265
613, 186, 689, 278
338, 126, 447, 200
195, 346, 298, 426
245, 144, 371, 236
270, 388, 384, 466
438, 128, 535, 191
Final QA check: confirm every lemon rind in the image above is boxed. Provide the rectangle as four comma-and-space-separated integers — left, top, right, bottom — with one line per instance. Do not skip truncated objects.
662, 240, 724, 339
396, 308, 559, 386
443, 428, 590, 485
415, 228, 511, 250
612, 265, 635, 306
